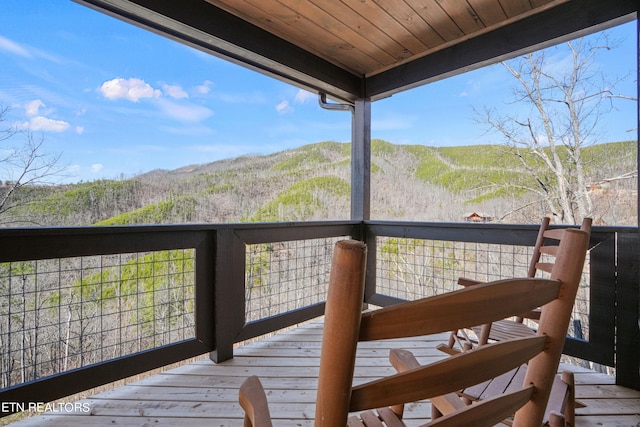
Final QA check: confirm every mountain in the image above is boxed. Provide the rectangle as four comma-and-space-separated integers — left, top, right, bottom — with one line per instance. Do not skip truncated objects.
4, 140, 637, 227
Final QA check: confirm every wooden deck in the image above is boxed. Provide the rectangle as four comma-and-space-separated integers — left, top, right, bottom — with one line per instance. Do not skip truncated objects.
9, 321, 640, 426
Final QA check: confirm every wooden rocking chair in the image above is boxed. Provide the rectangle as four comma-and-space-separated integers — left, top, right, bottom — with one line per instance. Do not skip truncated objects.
443, 217, 592, 352
239, 230, 590, 426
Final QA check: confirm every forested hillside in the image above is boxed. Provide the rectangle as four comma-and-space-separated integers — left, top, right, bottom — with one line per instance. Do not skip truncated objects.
2, 139, 637, 227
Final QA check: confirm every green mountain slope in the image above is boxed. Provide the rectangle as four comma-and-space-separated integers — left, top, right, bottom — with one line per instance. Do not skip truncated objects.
4, 140, 637, 226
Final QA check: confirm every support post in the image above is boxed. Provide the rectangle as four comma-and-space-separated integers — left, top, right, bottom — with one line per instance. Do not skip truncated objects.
210, 228, 246, 363
351, 98, 371, 221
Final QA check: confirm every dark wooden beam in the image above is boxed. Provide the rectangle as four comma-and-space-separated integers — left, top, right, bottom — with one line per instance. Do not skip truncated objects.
366, 0, 638, 100
351, 99, 371, 221
74, 0, 363, 103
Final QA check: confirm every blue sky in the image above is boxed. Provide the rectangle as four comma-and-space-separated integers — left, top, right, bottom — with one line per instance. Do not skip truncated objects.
0, 1, 637, 183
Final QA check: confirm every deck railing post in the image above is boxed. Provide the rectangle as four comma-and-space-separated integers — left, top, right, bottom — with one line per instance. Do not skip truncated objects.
363, 222, 377, 305
195, 230, 216, 349
616, 233, 640, 390
210, 228, 246, 363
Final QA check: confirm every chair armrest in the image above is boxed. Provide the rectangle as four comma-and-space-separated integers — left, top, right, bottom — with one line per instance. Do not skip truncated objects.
239, 376, 274, 427
436, 343, 462, 356
390, 348, 467, 419
388, 348, 421, 418
389, 348, 421, 372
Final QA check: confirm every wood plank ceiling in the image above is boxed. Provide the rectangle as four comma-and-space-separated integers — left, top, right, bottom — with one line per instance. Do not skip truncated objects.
76, 0, 637, 102
203, 0, 562, 77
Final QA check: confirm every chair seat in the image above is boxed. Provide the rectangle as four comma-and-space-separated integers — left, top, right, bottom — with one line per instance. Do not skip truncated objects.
473, 319, 536, 343
348, 408, 405, 427
459, 367, 578, 426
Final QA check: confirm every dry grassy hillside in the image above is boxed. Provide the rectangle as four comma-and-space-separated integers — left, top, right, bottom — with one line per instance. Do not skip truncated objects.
3, 139, 637, 226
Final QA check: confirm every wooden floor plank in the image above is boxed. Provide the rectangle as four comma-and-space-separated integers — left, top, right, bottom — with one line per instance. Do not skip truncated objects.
7, 321, 640, 427
574, 415, 640, 426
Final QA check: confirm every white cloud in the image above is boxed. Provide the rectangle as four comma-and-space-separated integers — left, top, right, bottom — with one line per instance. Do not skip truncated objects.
272, 89, 312, 116
100, 78, 162, 102
91, 163, 104, 173
24, 99, 46, 116
75, 126, 84, 135
163, 83, 189, 99
195, 80, 214, 95
21, 100, 71, 133
294, 89, 313, 104
0, 35, 31, 58
0, 36, 63, 64
276, 100, 292, 115
156, 98, 213, 122
26, 116, 70, 132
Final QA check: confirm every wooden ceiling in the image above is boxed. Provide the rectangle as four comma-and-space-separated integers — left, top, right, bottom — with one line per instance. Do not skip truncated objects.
204, 0, 562, 77
77, 0, 637, 102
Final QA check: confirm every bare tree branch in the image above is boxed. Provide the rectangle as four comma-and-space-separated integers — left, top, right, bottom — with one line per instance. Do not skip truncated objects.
477, 33, 634, 225
0, 104, 69, 222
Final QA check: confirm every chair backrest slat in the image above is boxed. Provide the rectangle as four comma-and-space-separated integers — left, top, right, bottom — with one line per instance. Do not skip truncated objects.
530, 217, 592, 279
538, 246, 559, 257
359, 278, 560, 341
535, 262, 555, 273
350, 335, 547, 412
542, 229, 566, 240
527, 216, 551, 277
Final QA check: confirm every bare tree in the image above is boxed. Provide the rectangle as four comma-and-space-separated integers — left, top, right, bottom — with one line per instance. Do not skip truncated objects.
478, 33, 634, 224
0, 104, 67, 223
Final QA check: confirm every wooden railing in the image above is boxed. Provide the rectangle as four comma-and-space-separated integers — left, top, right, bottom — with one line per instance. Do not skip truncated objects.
0, 220, 638, 416
364, 220, 639, 388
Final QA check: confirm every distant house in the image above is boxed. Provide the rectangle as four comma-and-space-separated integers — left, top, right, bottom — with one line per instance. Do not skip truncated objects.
464, 212, 494, 223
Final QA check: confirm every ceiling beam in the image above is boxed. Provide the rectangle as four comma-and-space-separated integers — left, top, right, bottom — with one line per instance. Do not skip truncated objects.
74, 0, 364, 103
366, 0, 638, 101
